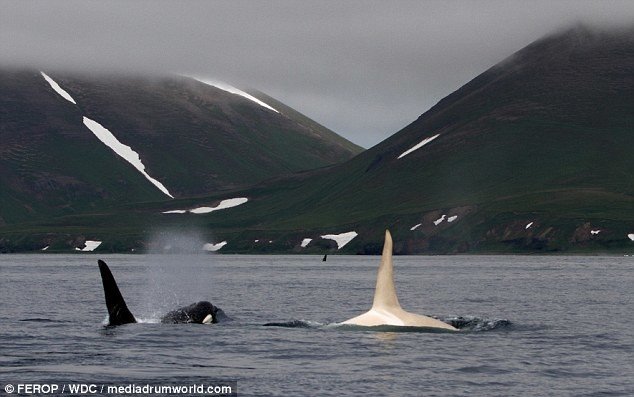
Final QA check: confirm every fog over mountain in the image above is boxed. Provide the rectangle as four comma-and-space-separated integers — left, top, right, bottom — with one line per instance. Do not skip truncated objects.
1, 0, 633, 147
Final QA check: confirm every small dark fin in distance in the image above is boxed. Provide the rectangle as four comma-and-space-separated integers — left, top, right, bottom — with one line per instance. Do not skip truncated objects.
322, 254, 327, 262
98, 260, 136, 326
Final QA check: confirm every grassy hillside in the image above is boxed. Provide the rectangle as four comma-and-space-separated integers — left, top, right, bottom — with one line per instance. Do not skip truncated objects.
0, 70, 163, 224
1, 26, 632, 253
158, 25, 631, 254
0, 70, 362, 224
54, 73, 363, 196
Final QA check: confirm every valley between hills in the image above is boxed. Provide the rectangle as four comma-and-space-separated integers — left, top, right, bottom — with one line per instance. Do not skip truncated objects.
1, 26, 632, 254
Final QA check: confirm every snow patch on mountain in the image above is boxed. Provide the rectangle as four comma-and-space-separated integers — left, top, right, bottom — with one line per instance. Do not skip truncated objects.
163, 198, 248, 214
203, 241, 227, 252
40, 72, 77, 104
301, 238, 312, 248
192, 77, 279, 113
75, 240, 102, 252
410, 223, 422, 231
189, 198, 249, 214
82, 117, 174, 198
398, 134, 440, 159
321, 231, 358, 249
433, 215, 446, 226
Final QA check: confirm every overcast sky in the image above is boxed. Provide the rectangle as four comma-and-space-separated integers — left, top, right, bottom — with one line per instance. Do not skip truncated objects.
2, 1, 633, 147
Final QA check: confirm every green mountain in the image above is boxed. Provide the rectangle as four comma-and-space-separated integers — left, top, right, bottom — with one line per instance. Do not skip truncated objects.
267, 24, 634, 253
0, 70, 362, 224
1, 26, 632, 253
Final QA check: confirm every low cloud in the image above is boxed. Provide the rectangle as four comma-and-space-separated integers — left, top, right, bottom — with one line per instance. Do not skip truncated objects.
2, 0, 632, 147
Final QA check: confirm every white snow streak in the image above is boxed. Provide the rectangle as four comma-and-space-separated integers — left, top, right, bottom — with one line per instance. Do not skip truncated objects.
410, 223, 422, 231
40, 72, 77, 104
193, 77, 279, 113
301, 238, 313, 248
203, 241, 227, 252
189, 198, 249, 214
41, 246, 49, 251
628, 234, 634, 241
590, 230, 601, 235
433, 215, 446, 226
163, 198, 248, 214
321, 231, 358, 249
525, 222, 534, 229
398, 134, 440, 159
42, 73, 173, 199
447, 215, 458, 223
82, 117, 174, 198
77, 240, 102, 252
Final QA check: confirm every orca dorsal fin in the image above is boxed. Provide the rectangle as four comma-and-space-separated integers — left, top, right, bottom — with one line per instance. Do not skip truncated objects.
98, 260, 136, 325
371, 230, 401, 310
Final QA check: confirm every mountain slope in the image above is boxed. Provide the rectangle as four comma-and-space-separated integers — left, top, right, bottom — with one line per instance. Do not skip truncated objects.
164, 25, 632, 253
301, 25, 634, 218
0, 70, 164, 224
291, 26, 634, 251
1, 26, 632, 253
52, 73, 363, 195
318, 25, 634, 251
246, 89, 363, 155
0, 70, 362, 223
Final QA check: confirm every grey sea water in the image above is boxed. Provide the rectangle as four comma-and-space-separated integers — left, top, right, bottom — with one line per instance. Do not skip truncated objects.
1, 254, 632, 396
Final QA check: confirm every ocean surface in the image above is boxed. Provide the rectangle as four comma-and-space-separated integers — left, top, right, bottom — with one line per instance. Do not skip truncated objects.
1, 254, 632, 396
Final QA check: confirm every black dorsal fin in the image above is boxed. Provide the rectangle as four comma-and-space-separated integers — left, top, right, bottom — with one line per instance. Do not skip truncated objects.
98, 260, 136, 325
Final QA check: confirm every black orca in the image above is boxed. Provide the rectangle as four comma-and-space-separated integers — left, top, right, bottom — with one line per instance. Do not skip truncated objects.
97, 259, 227, 326
161, 301, 229, 324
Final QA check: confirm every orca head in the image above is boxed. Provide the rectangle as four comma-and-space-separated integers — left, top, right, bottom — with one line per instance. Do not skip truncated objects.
162, 301, 225, 324
188, 301, 221, 324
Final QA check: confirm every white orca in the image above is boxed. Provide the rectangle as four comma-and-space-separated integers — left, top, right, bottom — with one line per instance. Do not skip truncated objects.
97, 260, 227, 326
341, 230, 457, 331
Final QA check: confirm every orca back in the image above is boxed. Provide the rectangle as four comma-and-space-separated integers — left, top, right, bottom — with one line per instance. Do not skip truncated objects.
161, 301, 228, 324
98, 260, 137, 326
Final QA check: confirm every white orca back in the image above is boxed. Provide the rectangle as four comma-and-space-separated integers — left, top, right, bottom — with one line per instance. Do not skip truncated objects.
341, 230, 457, 331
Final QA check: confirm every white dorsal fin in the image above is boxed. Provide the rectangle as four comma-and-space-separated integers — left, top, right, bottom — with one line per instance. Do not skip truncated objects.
372, 230, 401, 310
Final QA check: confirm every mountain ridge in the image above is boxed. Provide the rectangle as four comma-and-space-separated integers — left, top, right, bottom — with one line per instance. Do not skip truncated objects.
1, 26, 632, 253
0, 69, 362, 224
